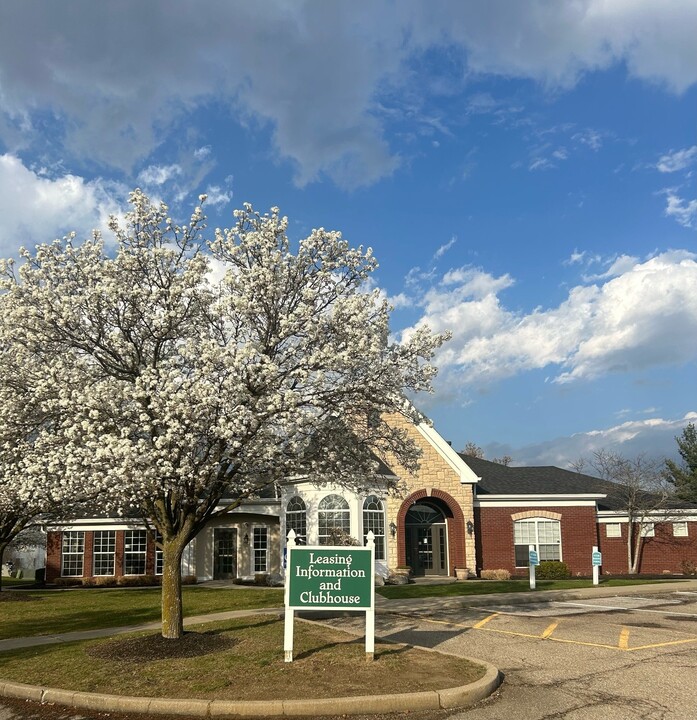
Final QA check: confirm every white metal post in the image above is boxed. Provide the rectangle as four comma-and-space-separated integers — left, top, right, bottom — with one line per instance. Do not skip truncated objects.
284, 530, 296, 662
365, 530, 375, 662
592, 545, 600, 586
529, 543, 536, 590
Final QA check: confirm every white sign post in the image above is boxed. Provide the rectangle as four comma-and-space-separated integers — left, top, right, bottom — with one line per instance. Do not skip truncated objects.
591, 546, 602, 586
528, 544, 539, 590
284, 529, 376, 663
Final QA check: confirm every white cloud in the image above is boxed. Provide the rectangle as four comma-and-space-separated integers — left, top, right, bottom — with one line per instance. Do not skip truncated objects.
204, 185, 232, 209
401, 251, 697, 387
0, 2, 695, 189
664, 191, 697, 227
137, 164, 182, 187
572, 129, 604, 151
581, 254, 639, 281
0, 154, 125, 256
434, 236, 457, 260
563, 249, 586, 266
488, 412, 697, 468
657, 145, 697, 173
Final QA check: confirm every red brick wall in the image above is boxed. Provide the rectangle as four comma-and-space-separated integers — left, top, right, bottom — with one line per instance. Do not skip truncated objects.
599, 521, 697, 574
46, 529, 160, 582
476, 505, 599, 576
45, 531, 62, 582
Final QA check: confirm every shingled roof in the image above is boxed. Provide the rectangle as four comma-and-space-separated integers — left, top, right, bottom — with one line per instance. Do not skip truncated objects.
461, 455, 629, 511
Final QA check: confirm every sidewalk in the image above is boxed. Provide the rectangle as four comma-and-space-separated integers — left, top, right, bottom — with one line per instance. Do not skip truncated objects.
3, 579, 695, 652
374, 578, 697, 614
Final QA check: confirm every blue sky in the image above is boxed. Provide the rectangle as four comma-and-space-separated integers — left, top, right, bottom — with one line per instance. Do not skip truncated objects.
0, 1, 695, 467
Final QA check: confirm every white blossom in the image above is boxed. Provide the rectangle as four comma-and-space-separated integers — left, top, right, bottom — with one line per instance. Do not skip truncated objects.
0, 189, 447, 633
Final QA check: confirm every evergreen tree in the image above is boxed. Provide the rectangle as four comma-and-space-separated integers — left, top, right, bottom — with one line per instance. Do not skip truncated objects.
665, 422, 697, 503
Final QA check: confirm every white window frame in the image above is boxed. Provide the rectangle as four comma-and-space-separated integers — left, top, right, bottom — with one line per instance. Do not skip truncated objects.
362, 495, 385, 561
606, 523, 622, 538
154, 530, 163, 575
640, 522, 655, 538
673, 521, 688, 537
124, 529, 147, 575
61, 531, 85, 577
251, 526, 268, 573
318, 494, 351, 545
92, 530, 116, 576
286, 496, 307, 545
514, 518, 562, 567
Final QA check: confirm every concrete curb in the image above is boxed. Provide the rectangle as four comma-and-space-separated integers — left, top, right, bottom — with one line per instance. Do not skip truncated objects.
0, 661, 502, 717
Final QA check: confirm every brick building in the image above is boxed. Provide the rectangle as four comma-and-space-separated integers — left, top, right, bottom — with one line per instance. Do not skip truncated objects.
46, 414, 697, 582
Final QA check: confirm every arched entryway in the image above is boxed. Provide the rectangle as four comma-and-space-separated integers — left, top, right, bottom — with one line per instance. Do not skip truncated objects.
397, 490, 466, 577
405, 501, 449, 576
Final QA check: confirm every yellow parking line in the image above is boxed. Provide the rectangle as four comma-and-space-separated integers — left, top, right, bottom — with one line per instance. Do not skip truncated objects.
627, 638, 697, 652
392, 612, 697, 653
542, 621, 559, 639
547, 637, 625, 651
473, 613, 498, 629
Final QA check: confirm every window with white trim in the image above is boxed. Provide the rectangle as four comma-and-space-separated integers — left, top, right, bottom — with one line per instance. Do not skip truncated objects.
93, 531, 115, 576
253, 527, 268, 572
640, 522, 655, 538
605, 523, 622, 538
61, 531, 85, 577
286, 496, 306, 544
514, 518, 561, 567
673, 521, 688, 537
154, 531, 163, 575
124, 530, 147, 575
362, 495, 385, 560
318, 494, 350, 545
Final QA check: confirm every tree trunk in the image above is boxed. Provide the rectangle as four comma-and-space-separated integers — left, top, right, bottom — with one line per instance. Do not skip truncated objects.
161, 539, 186, 639
0, 542, 7, 592
627, 527, 634, 574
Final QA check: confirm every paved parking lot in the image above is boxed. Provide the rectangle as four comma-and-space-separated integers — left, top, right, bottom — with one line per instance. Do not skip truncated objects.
359, 591, 697, 719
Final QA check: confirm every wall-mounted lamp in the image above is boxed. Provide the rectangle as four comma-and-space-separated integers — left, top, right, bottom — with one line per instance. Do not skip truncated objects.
243, 533, 249, 545
466, 520, 474, 535
389, 521, 397, 537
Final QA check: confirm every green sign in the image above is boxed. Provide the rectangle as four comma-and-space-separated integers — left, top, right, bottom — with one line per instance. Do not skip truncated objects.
592, 551, 602, 566
287, 546, 373, 610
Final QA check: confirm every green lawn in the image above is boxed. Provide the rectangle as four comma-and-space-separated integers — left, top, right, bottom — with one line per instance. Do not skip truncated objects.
376, 577, 678, 600
0, 616, 484, 700
0, 586, 283, 640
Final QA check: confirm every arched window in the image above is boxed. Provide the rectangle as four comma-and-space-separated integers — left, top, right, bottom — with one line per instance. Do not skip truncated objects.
286, 496, 306, 544
363, 495, 385, 560
318, 494, 350, 545
514, 518, 561, 567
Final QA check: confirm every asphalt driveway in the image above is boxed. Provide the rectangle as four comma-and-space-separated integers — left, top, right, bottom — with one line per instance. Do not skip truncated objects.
368, 590, 697, 719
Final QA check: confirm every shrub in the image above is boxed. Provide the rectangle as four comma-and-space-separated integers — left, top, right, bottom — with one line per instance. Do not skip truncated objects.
94, 576, 118, 587
536, 561, 570, 579
681, 559, 697, 576
81, 577, 97, 587
116, 574, 160, 587
481, 569, 511, 580
54, 577, 82, 587
182, 574, 198, 585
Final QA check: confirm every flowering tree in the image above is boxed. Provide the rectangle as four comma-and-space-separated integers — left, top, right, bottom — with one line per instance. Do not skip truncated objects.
1, 190, 446, 637
0, 340, 94, 590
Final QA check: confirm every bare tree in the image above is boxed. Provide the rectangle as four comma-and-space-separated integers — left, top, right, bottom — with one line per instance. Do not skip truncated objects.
461, 442, 484, 458
575, 450, 675, 574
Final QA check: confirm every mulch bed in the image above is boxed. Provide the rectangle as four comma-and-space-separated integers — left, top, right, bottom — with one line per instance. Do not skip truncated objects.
86, 630, 237, 663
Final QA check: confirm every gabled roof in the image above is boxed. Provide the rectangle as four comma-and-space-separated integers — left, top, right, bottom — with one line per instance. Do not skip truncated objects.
461, 455, 621, 510
461, 455, 697, 512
